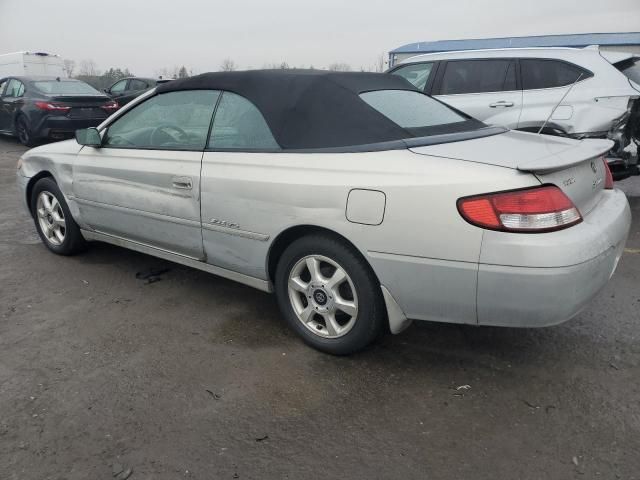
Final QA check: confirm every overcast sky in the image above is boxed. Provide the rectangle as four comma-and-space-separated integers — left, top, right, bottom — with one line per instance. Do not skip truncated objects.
1, 0, 639, 76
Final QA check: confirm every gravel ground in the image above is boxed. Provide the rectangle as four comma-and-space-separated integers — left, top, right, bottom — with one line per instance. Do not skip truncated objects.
1, 137, 639, 480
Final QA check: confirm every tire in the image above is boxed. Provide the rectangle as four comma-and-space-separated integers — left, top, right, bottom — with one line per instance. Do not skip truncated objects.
275, 234, 386, 355
30, 177, 86, 255
16, 116, 38, 147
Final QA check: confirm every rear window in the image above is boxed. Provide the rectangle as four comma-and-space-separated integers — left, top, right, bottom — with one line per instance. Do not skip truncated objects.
521, 59, 590, 90
32, 80, 102, 96
360, 90, 466, 129
615, 58, 640, 85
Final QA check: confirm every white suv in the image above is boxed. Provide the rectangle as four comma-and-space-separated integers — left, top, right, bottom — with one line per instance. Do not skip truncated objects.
389, 46, 640, 179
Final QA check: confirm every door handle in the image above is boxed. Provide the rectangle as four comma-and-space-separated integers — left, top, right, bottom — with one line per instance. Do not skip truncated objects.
489, 101, 514, 108
172, 176, 192, 190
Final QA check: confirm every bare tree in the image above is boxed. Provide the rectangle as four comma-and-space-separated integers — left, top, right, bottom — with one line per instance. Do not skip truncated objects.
63, 59, 75, 77
78, 59, 98, 77
328, 63, 352, 72
220, 58, 236, 72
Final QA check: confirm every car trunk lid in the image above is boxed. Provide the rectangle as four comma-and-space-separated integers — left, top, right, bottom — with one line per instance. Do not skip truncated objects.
45, 95, 113, 119
409, 130, 613, 215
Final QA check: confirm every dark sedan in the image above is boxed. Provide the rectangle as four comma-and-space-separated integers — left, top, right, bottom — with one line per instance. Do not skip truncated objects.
104, 77, 171, 106
0, 76, 118, 146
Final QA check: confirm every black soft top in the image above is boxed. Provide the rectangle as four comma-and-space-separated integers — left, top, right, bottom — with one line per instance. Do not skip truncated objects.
156, 70, 487, 150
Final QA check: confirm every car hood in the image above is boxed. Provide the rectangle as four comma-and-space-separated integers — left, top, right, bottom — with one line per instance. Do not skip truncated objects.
409, 130, 613, 173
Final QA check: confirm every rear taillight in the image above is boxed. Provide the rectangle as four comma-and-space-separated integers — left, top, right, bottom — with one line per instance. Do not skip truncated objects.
34, 101, 71, 113
457, 185, 582, 233
602, 157, 614, 189
101, 100, 119, 112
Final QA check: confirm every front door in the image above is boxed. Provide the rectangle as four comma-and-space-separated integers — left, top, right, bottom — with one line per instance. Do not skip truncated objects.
73, 89, 220, 259
433, 59, 523, 129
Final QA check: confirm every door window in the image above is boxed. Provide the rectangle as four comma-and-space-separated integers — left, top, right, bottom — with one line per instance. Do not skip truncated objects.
5, 79, 25, 97
110, 79, 128, 93
439, 59, 516, 95
104, 90, 220, 150
0, 79, 8, 96
129, 79, 148, 91
391, 62, 435, 91
208, 92, 279, 149
521, 59, 590, 90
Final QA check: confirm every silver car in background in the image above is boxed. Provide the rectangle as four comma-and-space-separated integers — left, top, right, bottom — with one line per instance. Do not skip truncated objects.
16, 70, 631, 354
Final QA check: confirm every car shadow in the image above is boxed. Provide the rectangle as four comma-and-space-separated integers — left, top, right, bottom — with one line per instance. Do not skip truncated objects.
77, 241, 596, 370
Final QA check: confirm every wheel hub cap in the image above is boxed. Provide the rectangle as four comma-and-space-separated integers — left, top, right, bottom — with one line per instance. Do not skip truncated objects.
313, 289, 328, 306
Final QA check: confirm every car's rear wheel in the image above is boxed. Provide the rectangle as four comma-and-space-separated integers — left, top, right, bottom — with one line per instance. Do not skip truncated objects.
16, 116, 37, 147
275, 234, 386, 355
31, 178, 86, 255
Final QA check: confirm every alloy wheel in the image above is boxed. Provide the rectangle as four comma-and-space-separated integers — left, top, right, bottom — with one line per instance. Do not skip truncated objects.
36, 191, 66, 246
287, 254, 359, 338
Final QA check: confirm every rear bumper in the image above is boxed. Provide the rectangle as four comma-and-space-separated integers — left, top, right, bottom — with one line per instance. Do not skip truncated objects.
33, 116, 107, 140
477, 189, 631, 327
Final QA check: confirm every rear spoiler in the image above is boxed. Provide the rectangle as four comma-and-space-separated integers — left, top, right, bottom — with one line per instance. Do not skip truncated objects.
517, 139, 613, 173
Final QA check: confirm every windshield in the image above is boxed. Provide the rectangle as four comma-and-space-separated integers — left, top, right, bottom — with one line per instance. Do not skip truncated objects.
32, 80, 102, 96
615, 58, 640, 85
360, 90, 469, 131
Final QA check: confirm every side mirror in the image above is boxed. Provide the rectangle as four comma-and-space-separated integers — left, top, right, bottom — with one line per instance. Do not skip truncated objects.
75, 127, 102, 147
103, 88, 110, 94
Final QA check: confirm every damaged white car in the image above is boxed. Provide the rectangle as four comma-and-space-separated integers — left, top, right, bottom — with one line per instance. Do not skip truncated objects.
390, 46, 640, 179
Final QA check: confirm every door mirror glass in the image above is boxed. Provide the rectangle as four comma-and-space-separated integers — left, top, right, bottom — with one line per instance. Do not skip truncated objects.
75, 127, 102, 147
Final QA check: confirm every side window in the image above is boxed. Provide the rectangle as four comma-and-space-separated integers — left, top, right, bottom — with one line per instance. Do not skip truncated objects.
521, 59, 588, 90
110, 79, 127, 93
439, 59, 516, 95
129, 79, 147, 91
209, 92, 279, 150
391, 62, 435, 91
5, 79, 25, 97
104, 90, 220, 150
0, 79, 7, 95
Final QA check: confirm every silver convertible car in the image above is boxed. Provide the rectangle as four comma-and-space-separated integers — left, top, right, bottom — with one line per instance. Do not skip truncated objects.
16, 70, 631, 354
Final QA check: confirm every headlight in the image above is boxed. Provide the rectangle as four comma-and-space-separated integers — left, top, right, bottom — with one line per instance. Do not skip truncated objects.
16, 156, 23, 171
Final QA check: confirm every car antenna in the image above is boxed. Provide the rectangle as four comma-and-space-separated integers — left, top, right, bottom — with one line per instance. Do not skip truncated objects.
537, 72, 583, 135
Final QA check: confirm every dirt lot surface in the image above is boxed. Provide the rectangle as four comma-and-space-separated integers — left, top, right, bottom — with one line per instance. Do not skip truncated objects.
1, 137, 639, 480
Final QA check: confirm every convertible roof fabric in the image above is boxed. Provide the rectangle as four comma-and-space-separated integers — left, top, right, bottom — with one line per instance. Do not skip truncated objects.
156, 70, 447, 149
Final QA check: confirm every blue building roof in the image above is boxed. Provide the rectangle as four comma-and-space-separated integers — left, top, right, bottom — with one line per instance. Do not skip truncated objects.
391, 32, 640, 55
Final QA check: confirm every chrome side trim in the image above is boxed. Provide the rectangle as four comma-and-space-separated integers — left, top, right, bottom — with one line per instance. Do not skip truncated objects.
202, 222, 270, 241
81, 229, 273, 293
73, 197, 201, 228
381, 285, 412, 334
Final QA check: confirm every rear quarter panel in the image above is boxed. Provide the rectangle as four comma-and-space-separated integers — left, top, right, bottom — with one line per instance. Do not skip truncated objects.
201, 149, 540, 323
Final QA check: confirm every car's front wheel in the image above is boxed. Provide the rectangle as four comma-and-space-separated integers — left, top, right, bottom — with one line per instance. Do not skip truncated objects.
31, 177, 86, 255
275, 234, 386, 355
